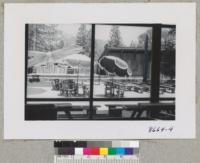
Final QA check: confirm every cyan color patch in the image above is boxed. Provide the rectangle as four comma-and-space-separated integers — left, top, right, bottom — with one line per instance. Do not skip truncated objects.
116, 148, 125, 155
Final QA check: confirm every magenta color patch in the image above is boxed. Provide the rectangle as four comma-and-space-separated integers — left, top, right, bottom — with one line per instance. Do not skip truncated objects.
83, 148, 91, 155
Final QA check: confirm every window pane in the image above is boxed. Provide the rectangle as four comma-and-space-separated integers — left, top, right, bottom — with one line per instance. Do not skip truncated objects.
160, 27, 176, 98
25, 101, 90, 120
93, 101, 175, 120
94, 25, 152, 98
93, 101, 141, 120
27, 24, 91, 98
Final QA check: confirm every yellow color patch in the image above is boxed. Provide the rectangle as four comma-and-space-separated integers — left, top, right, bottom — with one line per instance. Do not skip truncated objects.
100, 148, 108, 155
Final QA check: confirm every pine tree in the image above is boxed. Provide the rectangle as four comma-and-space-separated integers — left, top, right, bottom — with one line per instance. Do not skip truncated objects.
108, 26, 123, 47
85, 28, 92, 55
76, 24, 87, 48
28, 24, 63, 52
28, 24, 36, 51
138, 30, 152, 49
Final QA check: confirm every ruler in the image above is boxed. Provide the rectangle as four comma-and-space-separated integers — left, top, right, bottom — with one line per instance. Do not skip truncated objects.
54, 155, 139, 163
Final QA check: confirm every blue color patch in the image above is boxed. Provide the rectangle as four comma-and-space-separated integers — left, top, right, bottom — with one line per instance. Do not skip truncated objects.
116, 148, 125, 155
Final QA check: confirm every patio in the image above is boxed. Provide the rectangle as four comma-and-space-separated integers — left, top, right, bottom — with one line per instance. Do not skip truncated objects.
27, 79, 175, 98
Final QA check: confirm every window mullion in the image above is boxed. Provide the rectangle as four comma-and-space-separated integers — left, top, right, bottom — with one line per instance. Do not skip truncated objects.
150, 24, 162, 103
89, 24, 95, 119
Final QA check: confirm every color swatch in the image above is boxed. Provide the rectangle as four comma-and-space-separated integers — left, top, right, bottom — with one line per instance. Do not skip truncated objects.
54, 141, 139, 156
56, 147, 136, 156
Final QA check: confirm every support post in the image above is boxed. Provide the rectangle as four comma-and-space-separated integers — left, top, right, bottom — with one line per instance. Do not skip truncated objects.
143, 34, 149, 83
150, 24, 162, 103
89, 24, 95, 119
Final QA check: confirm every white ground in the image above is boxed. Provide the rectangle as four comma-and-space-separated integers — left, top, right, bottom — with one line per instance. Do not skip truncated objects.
27, 82, 175, 98
93, 83, 150, 98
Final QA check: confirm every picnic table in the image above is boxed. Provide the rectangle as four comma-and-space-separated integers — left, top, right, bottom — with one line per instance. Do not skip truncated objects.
105, 104, 139, 119
132, 83, 150, 93
137, 103, 175, 120
128, 82, 166, 94
29, 74, 40, 82
55, 103, 100, 120
25, 102, 175, 120
26, 103, 95, 120
160, 84, 175, 93
104, 103, 175, 120
51, 79, 90, 97
59, 80, 78, 97
104, 81, 125, 97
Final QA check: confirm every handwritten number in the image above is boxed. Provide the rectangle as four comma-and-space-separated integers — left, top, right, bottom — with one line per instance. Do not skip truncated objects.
149, 126, 174, 133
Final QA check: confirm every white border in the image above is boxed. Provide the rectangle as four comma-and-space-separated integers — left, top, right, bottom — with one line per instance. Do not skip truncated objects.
4, 3, 196, 139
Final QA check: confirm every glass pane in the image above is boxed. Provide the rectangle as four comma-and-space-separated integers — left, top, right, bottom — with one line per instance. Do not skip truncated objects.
27, 24, 91, 98
160, 27, 176, 98
93, 101, 175, 120
93, 101, 140, 120
25, 101, 90, 120
94, 25, 152, 98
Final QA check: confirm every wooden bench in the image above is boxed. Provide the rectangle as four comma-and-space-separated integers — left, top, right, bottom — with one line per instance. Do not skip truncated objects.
159, 112, 175, 119
54, 103, 72, 119
55, 104, 90, 120
105, 103, 175, 120
25, 103, 175, 120
105, 104, 138, 119
55, 104, 99, 120
133, 85, 144, 93
134, 83, 150, 93
29, 74, 40, 83
138, 103, 175, 120
160, 84, 175, 93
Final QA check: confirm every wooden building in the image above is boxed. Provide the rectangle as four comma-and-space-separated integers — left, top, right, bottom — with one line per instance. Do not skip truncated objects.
97, 44, 175, 81
97, 45, 152, 81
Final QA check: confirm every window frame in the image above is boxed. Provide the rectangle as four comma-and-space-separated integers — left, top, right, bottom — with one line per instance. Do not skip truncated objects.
25, 23, 176, 119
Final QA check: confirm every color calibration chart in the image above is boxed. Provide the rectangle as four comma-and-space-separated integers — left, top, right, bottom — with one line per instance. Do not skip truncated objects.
54, 141, 139, 163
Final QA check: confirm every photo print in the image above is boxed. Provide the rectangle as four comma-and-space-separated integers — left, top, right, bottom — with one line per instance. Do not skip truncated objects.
4, 3, 195, 139
25, 23, 176, 121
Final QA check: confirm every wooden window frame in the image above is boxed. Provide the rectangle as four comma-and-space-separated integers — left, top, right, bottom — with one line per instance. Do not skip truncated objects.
25, 23, 176, 119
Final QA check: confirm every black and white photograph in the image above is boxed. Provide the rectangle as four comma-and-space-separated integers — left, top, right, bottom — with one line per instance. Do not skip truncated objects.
25, 23, 176, 120
4, 3, 195, 139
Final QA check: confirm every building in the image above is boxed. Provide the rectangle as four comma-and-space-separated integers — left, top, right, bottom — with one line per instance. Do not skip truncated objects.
97, 45, 175, 81
97, 45, 152, 81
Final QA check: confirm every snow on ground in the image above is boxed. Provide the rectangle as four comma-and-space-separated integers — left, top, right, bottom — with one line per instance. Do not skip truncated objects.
27, 82, 175, 98
93, 83, 150, 98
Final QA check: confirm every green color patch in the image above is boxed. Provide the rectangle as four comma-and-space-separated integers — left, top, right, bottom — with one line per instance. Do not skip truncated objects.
108, 148, 117, 155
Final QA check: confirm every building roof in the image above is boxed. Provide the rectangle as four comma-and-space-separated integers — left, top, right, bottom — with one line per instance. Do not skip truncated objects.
105, 47, 148, 53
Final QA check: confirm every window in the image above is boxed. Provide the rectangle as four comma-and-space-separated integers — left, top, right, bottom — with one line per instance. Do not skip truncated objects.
27, 24, 91, 99
94, 25, 152, 99
160, 27, 176, 98
25, 24, 175, 120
